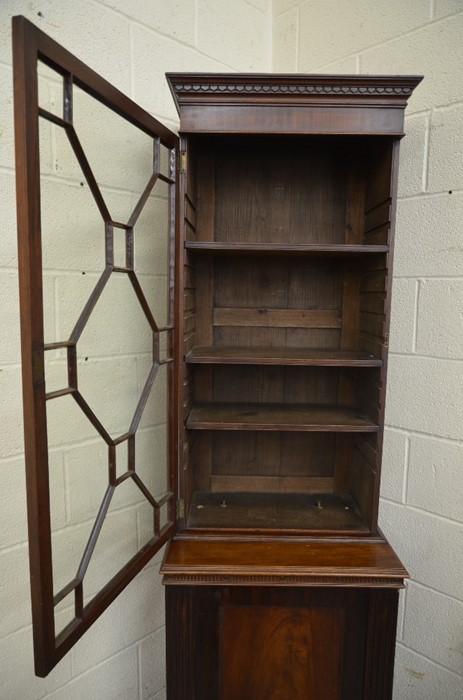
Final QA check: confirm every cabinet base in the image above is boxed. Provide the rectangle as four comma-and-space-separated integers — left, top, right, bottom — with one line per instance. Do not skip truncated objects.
165, 585, 399, 700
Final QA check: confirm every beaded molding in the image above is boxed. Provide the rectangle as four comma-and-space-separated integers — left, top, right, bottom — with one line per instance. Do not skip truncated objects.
172, 83, 412, 96
163, 574, 403, 587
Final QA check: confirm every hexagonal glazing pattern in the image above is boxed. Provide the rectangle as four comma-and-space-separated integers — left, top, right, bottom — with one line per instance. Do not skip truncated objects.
41, 77, 176, 615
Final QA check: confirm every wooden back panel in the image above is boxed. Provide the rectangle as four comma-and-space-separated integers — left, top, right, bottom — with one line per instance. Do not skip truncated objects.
182, 135, 398, 533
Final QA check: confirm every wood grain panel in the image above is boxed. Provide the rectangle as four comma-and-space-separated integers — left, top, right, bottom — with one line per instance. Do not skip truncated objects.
354, 433, 378, 469
187, 402, 379, 432
365, 141, 393, 214
364, 199, 390, 232
359, 293, 386, 316
345, 159, 365, 244
187, 346, 382, 365
211, 431, 336, 478
213, 307, 341, 328
211, 475, 334, 493
363, 223, 390, 244
214, 139, 347, 244
220, 605, 343, 700
185, 198, 196, 229
188, 492, 366, 531
349, 446, 375, 526
213, 325, 288, 349
161, 538, 409, 581
196, 150, 215, 240
178, 104, 406, 135
210, 366, 339, 405
185, 241, 389, 255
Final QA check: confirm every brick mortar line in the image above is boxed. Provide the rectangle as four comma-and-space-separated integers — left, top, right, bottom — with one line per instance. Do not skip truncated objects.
383, 425, 463, 446
422, 111, 432, 193
399, 586, 407, 641
245, 0, 272, 17
396, 641, 463, 680
389, 351, 463, 362
411, 279, 421, 353
433, 98, 463, 111
37, 496, 170, 540
0, 164, 174, 201
295, 6, 300, 73
405, 107, 433, 118
273, 0, 307, 18
137, 643, 143, 700
86, 0, 239, 72
393, 275, 463, 280
305, 9, 463, 72
398, 188, 463, 199
0, 354, 162, 368
380, 498, 463, 529
0, 424, 167, 468
40, 644, 140, 699
0, 539, 28, 556
402, 435, 411, 504
0, 616, 167, 681
41, 269, 168, 279
46, 351, 155, 361
407, 578, 463, 607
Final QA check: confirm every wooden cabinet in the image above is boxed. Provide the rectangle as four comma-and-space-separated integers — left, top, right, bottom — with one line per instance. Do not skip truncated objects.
161, 73, 421, 699
13, 16, 421, 694
164, 73, 422, 538
165, 572, 400, 700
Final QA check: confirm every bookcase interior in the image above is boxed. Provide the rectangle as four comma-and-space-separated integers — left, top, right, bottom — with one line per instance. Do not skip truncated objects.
180, 134, 394, 535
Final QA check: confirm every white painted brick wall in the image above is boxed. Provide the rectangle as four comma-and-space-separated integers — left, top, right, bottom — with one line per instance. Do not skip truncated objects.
0, 2, 271, 698
2, 1, 461, 698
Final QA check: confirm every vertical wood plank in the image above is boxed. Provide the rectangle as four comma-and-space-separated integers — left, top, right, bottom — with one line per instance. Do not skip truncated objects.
13, 16, 55, 676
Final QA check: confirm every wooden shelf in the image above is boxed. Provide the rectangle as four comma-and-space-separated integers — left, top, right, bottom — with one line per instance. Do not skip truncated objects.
186, 346, 382, 366
186, 402, 379, 432
187, 492, 368, 531
184, 241, 389, 256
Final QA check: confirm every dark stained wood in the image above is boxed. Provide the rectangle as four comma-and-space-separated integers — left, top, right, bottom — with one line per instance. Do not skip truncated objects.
168, 73, 422, 107
163, 71, 420, 700
209, 475, 334, 493
185, 241, 389, 255
221, 604, 343, 700
364, 199, 391, 232
175, 104, 407, 135
364, 590, 400, 700
165, 587, 196, 700
213, 137, 347, 244
166, 586, 373, 700
213, 307, 341, 328
164, 583, 404, 700
210, 431, 337, 488
187, 402, 379, 432
161, 538, 408, 586
187, 346, 382, 365
13, 16, 178, 677
187, 492, 368, 531
13, 14, 54, 678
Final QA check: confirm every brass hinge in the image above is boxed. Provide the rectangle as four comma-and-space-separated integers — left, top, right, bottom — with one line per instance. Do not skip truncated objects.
180, 151, 187, 174
177, 499, 185, 518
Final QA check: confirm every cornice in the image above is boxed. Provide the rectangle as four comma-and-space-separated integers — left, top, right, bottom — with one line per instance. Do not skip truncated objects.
166, 73, 423, 113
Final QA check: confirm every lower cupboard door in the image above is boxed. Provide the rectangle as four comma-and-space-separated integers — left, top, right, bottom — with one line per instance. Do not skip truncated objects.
166, 586, 399, 700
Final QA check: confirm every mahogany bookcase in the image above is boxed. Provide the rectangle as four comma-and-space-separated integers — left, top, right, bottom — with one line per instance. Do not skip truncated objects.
13, 14, 421, 698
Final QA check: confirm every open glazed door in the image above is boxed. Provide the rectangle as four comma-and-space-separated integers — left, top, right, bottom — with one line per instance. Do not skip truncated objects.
12, 16, 179, 676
